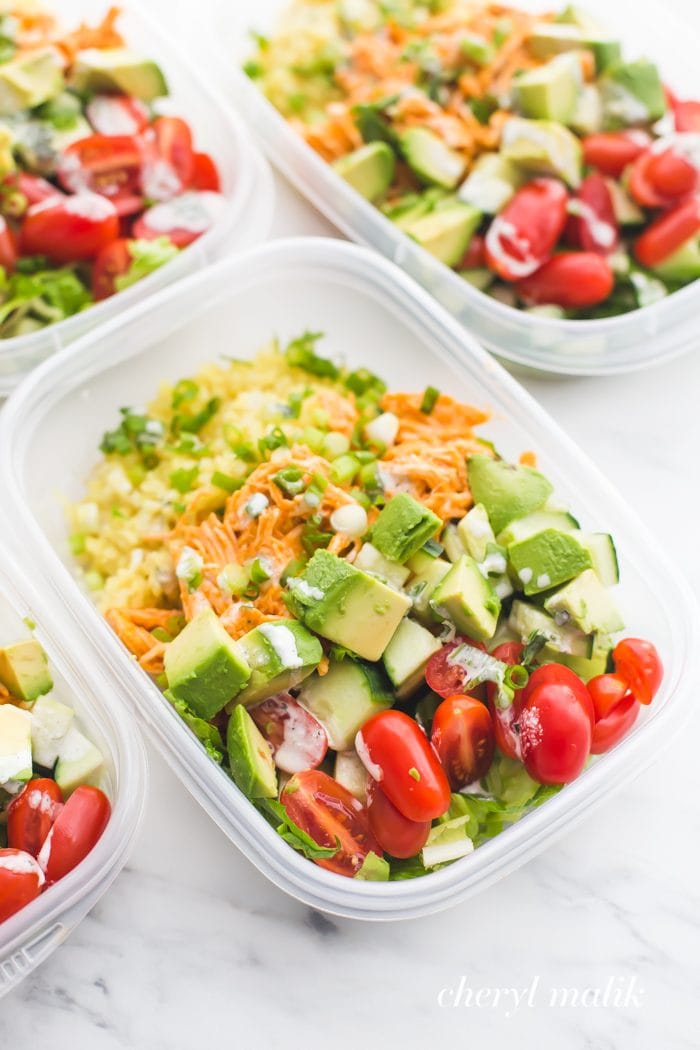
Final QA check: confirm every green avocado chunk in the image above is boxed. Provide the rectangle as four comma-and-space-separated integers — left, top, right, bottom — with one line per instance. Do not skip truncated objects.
227, 703, 277, 799
458, 152, 523, 214
429, 554, 501, 641
71, 48, 168, 100
164, 609, 251, 720
54, 725, 104, 796
601, 59, 666, 127
400, 127, 467, 189
286, 550, 411, 661
333, 141, 396, 202
544, 568, 624, 634
652, 236, 700, 282
0, 47, 64, 116
500, 116, 583, 187
234, 619, 322, 706
371, 493, 442, 564
507, 529, 592, 595
467, 455, 553, 536
0, 639, 53, 702
404, 203, 482, 267
512, 52, 582, 124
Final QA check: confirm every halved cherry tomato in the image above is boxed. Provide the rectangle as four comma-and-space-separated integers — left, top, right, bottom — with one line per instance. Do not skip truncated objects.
431, 694, 495, 789
366, 780, 431, 859
0, 849, 44, 922
280, 769, 381, 876
486, 641, 526, 760
425, 638, 486, 699
21, 193, 119, 263
131, 190, 225, 248
519, 683, 592, 784
521, 663, 595, 732
485, 178, 569, 280
514, 252, 615, 308
582, 130, 651, 178
459, 232, 486, 269
152, 117, 195, 186
587, 673, 629, 721
673, 100, 700, 133
91, 238, 131, 300
7, 778, 63, 857
634, 197, 700, 267
191, 152, 221, 192
590, 694, 640, 754
37, 785, 111, 885
249, 693, 328, 774
86, 95, 149, 136
57, 134, 143, 209
565, 173, 619, 254
612, 637, 663, 706
629, 149, 699, 209
356, 709, 451, 822
3, 172, 62, 209
0, 216, 17, 271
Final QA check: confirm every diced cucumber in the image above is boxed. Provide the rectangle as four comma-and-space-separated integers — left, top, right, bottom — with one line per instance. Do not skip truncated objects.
406, 556, 452, 624
298, 659, 392, 750
383, 618, 441, 699
544, 568, 624, 634
457, 503, 496, 562
354, 541, 411, 589
573, 531, 619, 586
442, 524, 466, 563
334, 750, 368, 803
497, 510, 579, 547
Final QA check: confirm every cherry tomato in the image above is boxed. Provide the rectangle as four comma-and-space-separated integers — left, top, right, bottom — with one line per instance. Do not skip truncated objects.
0, 849, 44, 923
57, 135, 143, 209
249, 693, 328, 774
486, 641, 526, 760
3, 172, 62, 209
519, 683, 592, 785
673, 100, 700, 133
612, 637, 663, 706
485, 178, 569, 280
514, 252, 615, 308
190, 151, 221, 192
425, 638, 486, 699
7, 778, 63, 857
366, 780, 431, 859
37, 785, 111, 884
460, 232, 486, 269
629, 149, 699, 209
131, 190, 225, 248
590, 694, 640, 754
21, 193, 119, 262
356, 709, 451, 822
86, 95, 149, 136
521, 663, 595, 731
431, 694, 495, 789
280, 769, 381, 876
0, 215, 17, 271
587, 673, 629, 722
582, 130, 651, 178
152, 116, 195, 187
634, 197, 700, 267
91, 238, 132, 300
565, 173, 619, 254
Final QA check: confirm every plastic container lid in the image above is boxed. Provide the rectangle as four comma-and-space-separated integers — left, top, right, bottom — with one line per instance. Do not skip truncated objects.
0, 0, 275, 396
0, 238, 695, 919
199, 0, 700, 376
0, 558, 147, 998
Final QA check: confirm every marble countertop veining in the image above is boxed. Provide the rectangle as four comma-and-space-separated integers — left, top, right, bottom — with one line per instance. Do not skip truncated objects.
3, 1, 700, 1044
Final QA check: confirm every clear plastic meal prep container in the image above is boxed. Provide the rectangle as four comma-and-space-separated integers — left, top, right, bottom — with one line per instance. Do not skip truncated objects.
0, 560, 147, 998
0, 237, 695, 920
0, 0, 275, 396
201, 0, 700, 376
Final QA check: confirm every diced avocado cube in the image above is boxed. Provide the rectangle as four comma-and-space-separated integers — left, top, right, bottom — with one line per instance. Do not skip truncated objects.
383, 617, 442, 698
501, 116, 583, 187
467, 455, 553, 536
496, 509, 579, 548
512, 52, 583, 125
227, 703, 277, 799
573, 531, 619, 586
0, 706, 32, 787
354, 851, 390, 881
30, 695, 74, 769
334, 749, 368, 803
460, 33, 494, 68
601, 59, 666, 128
54, 725, 104, 796
0, 639, 53, 702
652, 236, 700, 282
570, 83, 604, 135
354, 542, 411, 589
544, 568, 624, 635
299, 658, 393, 750
164, 609, 251, 720
371, 494, 442, 564
527, 21, 621, 73
458, 152, 524, 214
71, 48, 168, 101
509, 599, 592, 658
234, 619, 322, 706
406, 555, 452, 624
507, 529, 592, 595
457, 503, 496, 562
429, 554, 501, 642
287, 550, 411, 661
459, 267, 494, 291
0, 47, 64, 116
404, 203, 482, 267
400, 127, 466, 189
553, 634, 613, 681
333, 141, 396, 202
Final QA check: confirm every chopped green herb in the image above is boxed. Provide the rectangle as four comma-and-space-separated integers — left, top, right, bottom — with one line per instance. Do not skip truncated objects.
100, 408, 163, 468
285, 331, 339, 379
172, 397, 220, 435
301, 514, 333, 554
420, 385, 440, 414
172, 378, 198, 410
408, 767, 421, 782
211, 470, 244, 494
273, 466, 306, 496
259, 427, 289, 457
169, 466, 199, 494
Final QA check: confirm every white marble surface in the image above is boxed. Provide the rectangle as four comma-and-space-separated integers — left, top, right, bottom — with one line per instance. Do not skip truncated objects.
3, 2, 700, 1045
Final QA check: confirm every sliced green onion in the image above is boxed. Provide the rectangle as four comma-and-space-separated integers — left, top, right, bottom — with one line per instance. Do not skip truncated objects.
422, 538, 444, 558
211, 470, 244, 494
249, 557, 273, 584
281, 556, 308, 584
505, 665, 529, 691
273, 466, 306, 496
172, 378, 198, 409
217, 563, 249, 597
420, 386, 440, 414
323, 431, 350, 459
259, 427, 289, 456
170, 466, 199, 494
69, 533, 86, 556
330, 454, 359, 486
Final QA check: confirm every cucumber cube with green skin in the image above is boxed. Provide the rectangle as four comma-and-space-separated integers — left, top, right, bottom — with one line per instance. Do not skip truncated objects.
573, 532, 619, 586
354, 542, 411, 589
509, 599, 592, 658
383, 618, 442, 698
333, 141, 396, 202
0, 706, 32, 787
467, 455, 553, 536
55, 725, 104, 796
0, 638, 53, 702
234, 620, 322, 706
652, 236, 700, 282
570, 84, 604, 135
299, 658, 393, 750
501, 117, 583, 188
400, 127, 467, 189
457, 503, 496, 562
442, 523, 466, 563
601, 59, 666, 127
526, 22, 621, 73
164, 609, 251, 720
286, 550, 411, 661
404, 204, 482, 268
553, 634, 613, 681
512, 53, 582, 125
507, 529, 592, 596
371, 494, 442, 564
497, 509, 579, 548
30, 695, 74, 769
544, 568, 624, 635
71, 48, 168, 101
227, 703, 277, 799
334, 750, 368, 803
429, 554, 501, 642
406, 556, 452, 624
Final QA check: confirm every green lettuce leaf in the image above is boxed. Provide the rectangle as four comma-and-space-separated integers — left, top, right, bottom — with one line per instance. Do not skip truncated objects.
114, 237, 179, 293
254, 797, 340, 861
